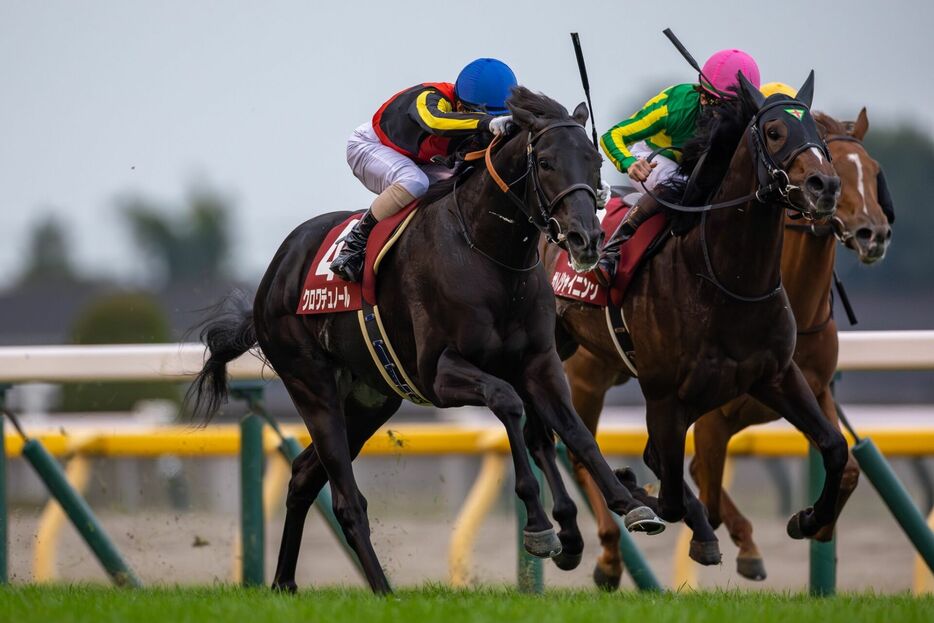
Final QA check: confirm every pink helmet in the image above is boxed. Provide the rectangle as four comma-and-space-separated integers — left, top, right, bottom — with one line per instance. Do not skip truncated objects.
700, 49, 760, 97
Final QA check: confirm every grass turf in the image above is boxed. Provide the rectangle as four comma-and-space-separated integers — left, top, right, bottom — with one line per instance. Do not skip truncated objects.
2, 585, 932, 623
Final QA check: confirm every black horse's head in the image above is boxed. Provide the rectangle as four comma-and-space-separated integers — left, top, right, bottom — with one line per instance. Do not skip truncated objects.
737, 71, 841, 220
506, 87, 604, 272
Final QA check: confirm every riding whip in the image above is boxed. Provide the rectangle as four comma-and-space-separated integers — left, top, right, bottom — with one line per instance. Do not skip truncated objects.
570, 32, 599, 148
662, 28, 729, 98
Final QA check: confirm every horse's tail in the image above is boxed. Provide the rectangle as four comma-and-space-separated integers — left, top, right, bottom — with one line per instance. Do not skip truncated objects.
185, 290, 257, 422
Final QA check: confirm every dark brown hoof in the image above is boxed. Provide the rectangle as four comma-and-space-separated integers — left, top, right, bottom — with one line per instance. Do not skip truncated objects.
552, 548, 583, 571
624, 506, 666, 535
593, 564, 622, 592
736, 556, 767, 581
689, 540, 722, 566
787, 507, 817, 540
524, 528, 563, 558
271, 580, 297, 594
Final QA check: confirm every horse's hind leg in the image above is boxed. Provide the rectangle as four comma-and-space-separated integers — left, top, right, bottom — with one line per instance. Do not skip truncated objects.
644, 396, 721, 566
691, 410, 764, 579
523, 412, 584, 571
272, 387, 400, 592
433, 348, 560, 558
275, 358, 393, 594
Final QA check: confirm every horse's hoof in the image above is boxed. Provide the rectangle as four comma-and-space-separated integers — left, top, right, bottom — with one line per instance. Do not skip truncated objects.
787, 507, 816, 540
689, 540, 722, 566
524, 528, 563, 558
736, 556, 767, 581
552, 548, 583, 571
614, 467, 639, 489
624, 506, 666, 535
593, 564, 622, 592
271, 580, 297, 594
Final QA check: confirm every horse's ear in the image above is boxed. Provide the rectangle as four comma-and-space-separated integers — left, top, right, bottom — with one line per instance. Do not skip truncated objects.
509, 104, 540, 132
737, 71, 765, 110
850, 107, 869, 140
796, 70, 815, 108
572, 102, 589, 126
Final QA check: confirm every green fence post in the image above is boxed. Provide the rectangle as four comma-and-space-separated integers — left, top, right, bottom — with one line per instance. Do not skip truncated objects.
20, 439, 141, 587
852, 437, 934, 573
232, 381, 266, 587
276, 436, 367, 580
515, 455, 545, 594
808, 445, 836, 596
556, 444, 662, 591
0, 384, 9, 585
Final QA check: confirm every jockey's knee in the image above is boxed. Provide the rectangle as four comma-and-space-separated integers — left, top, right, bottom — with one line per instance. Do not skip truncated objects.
393, 169, 430, 199
371, 182, 419, 220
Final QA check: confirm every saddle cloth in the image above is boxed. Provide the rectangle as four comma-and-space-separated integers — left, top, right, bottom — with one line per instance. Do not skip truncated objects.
551, 196, 667, 308
297, 202, 419, 315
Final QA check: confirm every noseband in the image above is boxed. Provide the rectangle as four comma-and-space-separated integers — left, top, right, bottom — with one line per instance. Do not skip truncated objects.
472, 121, 599, 246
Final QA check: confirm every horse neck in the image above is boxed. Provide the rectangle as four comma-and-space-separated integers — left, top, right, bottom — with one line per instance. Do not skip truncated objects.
702, 135, 785, 298
456, 132, 540, 268
780, 224, 836, 330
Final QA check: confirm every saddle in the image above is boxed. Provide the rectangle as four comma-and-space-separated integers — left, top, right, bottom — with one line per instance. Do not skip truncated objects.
297, 202, 419, 315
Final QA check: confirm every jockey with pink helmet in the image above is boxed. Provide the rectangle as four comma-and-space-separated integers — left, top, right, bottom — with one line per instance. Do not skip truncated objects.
593, 49, 760, 286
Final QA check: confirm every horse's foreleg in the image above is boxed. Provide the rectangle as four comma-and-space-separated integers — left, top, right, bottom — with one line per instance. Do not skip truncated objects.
521, 351, 664, 534
812, 388, 860, 542
523, 413, 584, 571
645, 397, 721, 565
565, 347, 624, 589
433, 349, 560, 558
750, 364, 848, 540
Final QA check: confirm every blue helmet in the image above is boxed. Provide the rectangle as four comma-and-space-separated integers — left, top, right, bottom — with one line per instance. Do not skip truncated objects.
455, 58, 517, 116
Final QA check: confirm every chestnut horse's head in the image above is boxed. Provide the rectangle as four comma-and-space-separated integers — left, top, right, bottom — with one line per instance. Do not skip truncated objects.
815, 109, 893, 263
507, 87, 604, 272
737, 71, 840, 220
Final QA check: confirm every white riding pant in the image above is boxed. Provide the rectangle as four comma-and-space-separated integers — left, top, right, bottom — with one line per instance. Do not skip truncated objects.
626, 140, 685, 192
346, 122, 452, 198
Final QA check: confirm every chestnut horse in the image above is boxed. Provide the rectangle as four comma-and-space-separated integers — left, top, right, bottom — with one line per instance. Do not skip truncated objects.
545, 73, 850, 589
187, 88, 665, 594
689, 109, 894, 581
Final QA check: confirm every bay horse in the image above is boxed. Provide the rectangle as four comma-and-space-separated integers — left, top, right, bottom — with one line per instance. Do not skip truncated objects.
187, 88, 666, 594
545, 72, 850, 589
689, 108, 894, 581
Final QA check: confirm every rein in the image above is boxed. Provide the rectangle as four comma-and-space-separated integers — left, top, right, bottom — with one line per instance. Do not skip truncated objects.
464, 122, 598, 246
645, 98, 830, 303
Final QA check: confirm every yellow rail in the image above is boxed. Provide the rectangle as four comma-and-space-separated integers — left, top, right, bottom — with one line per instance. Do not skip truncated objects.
7, 424, 934, 458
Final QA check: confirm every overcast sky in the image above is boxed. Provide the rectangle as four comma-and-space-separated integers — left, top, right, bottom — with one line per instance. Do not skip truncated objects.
2, 0, 932, 286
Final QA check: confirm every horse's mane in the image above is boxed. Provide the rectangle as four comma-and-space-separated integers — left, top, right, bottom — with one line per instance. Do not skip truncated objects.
655, 89, 757, 233
421, 87, 573, 206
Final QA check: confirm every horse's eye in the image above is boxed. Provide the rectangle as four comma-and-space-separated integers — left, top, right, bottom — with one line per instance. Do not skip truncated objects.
767, 128, 781, 140
538, 158, 553, 170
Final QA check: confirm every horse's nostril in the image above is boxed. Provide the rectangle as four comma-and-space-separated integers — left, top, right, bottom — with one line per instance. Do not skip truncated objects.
806, 175, 825, 194
884, 227, 893, 240
855, 227, 873, 241
566, 231, 586, 249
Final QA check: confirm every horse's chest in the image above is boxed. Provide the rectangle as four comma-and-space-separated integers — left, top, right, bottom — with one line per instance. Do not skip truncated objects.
678, 343, 783, 407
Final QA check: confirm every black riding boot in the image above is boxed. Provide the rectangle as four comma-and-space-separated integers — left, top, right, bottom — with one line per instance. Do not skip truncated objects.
593, 194, 661, 287
329, 210, 379, 282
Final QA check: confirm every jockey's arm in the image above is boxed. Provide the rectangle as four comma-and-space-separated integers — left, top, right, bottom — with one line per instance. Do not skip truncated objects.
600, 89, 671, 173
409, 88, 493, 137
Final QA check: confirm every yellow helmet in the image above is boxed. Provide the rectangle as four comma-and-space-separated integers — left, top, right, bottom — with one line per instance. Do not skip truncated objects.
760, 82, 797, 98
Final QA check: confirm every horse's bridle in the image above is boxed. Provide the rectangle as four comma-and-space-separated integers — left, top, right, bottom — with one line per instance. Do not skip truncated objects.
472, 121, 599, 247
642, 98, 830, 216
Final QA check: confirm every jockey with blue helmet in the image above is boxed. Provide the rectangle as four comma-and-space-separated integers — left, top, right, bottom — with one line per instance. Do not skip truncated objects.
331, 58, 518, 282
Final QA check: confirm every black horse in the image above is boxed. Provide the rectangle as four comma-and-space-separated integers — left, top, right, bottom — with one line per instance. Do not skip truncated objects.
188, 88, 665, 593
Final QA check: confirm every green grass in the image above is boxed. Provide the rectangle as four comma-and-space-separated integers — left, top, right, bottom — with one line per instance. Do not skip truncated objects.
2, 585, 932, 623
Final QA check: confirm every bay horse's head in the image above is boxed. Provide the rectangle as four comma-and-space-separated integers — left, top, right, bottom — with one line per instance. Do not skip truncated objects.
737, 72, 840, 220
505, 87, 604, 272
815, 109, 893, 263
